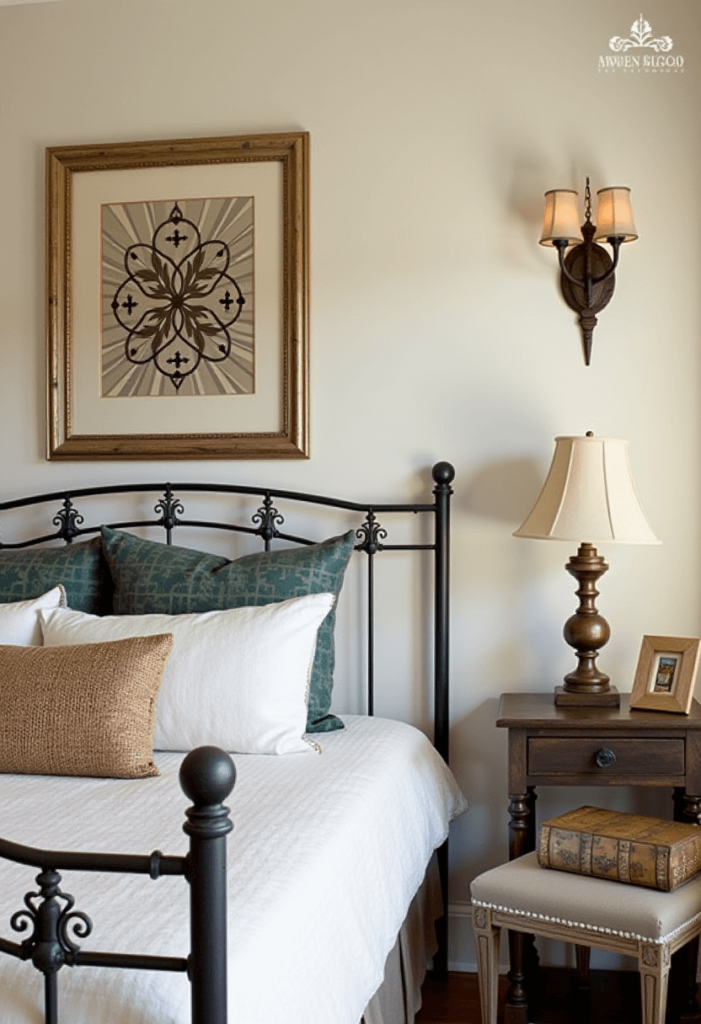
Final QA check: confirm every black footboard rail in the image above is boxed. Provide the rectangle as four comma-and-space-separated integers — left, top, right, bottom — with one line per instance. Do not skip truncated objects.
0, 746, 235, 1024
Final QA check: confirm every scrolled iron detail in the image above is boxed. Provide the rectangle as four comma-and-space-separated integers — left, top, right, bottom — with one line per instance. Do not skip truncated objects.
53, 497, 84, 543
356, 511, 387, 555
252, 495, 284, 543
10, 868, 93, 971
58, 908, 93, 955
155, 486, 185, 532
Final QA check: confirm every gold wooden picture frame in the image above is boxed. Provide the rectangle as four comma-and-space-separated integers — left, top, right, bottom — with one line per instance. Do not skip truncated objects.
630, 635, 701, 714
47, 131, 309, 460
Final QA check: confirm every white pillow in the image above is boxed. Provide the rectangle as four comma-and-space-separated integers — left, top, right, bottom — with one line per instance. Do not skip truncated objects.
0, 586, 66, 645
39, 593, 334, 755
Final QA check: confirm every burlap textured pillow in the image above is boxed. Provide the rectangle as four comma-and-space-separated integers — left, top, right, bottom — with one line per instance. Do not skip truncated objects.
0, 634, 173, 778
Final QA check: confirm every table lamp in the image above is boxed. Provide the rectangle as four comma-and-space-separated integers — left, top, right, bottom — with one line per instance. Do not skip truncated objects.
514, 433, 660, 706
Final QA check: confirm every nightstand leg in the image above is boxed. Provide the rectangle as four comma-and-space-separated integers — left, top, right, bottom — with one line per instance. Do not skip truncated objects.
576, 944, 591, 988
678, 792, 701, 826
526, 787, 537, 844
505, 792, 535, 1023
507, 789, 538, 975
505, 929, 529, 1024
508, 792, 532, 860
524, 788, 540, 973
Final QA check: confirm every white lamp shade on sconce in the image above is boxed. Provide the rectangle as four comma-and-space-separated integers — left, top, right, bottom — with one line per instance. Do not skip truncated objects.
593, 187, 638, 243
514, 435, 660, 545
539, 189, 582, 247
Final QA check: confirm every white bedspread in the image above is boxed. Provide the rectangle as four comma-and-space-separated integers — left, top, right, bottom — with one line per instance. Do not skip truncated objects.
0, 716, 467, 1024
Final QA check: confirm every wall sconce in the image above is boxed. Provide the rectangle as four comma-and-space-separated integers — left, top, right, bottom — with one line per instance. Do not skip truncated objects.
539, 178, 637, 366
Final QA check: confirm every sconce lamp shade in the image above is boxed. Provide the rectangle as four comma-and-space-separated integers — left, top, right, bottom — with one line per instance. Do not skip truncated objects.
593, 187, 638, 243
539, 189, 582, 246
514, 435, 659, 545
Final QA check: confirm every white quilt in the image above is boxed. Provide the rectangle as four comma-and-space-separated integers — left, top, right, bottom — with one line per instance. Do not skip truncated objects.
0, 716, 467, 1024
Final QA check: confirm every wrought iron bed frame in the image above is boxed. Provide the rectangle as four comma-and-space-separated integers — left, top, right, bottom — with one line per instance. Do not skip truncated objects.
0, 461, 454, 1024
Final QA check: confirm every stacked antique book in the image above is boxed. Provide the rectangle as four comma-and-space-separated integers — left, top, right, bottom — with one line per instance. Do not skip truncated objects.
538, 805, 701, 891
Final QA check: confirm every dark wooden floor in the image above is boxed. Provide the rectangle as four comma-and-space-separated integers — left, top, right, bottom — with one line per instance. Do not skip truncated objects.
415, 968, 646, 1024
414, 971, 498, 1023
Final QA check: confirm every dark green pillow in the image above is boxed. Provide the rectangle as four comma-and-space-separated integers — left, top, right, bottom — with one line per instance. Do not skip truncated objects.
0, 537, 111, 614
100, 527, 355, 732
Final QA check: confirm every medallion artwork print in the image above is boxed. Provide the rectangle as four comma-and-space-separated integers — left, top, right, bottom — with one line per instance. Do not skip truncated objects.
102, 197, 254, 397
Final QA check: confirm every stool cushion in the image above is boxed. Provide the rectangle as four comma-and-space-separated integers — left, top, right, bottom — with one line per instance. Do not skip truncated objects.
471, 852, 701, 943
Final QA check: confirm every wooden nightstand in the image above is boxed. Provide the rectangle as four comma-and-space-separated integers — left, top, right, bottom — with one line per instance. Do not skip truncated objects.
496, 692, 701, 1023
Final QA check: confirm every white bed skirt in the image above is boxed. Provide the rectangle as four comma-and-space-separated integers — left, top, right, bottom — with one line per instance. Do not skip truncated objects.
362, 854, 442, 1024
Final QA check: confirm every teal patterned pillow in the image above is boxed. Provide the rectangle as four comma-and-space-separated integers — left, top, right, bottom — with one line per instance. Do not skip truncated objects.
100, 527, 355, 732
0, 537, 111, 615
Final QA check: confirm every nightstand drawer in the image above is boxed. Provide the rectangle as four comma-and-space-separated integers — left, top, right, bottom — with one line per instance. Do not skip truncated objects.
528, 737, 685, 776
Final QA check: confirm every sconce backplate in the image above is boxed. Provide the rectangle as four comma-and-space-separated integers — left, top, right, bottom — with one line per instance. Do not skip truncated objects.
559, 243, 616, 317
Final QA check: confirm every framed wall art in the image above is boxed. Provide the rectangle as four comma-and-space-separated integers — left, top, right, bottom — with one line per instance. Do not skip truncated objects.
629, 635, 701, 714
46, 131, 309, 460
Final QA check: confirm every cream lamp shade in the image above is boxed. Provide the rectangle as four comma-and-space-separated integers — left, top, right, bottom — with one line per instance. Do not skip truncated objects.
514, 433, 659, 706
593, 187, 638, 243
514, 434, 659, 545
539, 189, 581, 247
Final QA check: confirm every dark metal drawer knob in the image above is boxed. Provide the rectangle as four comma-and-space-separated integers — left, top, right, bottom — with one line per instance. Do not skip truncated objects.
595, 748, 617, 769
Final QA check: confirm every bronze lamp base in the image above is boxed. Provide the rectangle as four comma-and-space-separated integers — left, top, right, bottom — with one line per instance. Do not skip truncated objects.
555, 541, 620, 707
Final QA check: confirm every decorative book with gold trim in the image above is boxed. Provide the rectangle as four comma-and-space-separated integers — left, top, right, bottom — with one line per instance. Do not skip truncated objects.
538, 805, 701, 891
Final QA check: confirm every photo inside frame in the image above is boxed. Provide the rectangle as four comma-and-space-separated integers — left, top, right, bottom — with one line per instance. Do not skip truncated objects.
651, 654, 679, 694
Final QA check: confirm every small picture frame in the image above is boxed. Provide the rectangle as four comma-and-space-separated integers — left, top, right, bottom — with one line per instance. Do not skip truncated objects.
630, 635, 701, 714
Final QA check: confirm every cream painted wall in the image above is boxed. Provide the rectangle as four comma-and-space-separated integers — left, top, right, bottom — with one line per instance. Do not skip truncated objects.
1, 0, 700, 972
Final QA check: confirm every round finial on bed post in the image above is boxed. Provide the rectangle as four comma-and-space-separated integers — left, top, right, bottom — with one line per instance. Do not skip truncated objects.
180, 746, 235, 1024
432, 461, 455, 487
180, 746, 236, 834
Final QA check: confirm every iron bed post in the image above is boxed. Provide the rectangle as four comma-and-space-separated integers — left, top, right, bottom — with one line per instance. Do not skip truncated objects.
367, 548, 375, 715
432, 461, 453, 765
431, 461, 454, 980
180, 746, 236, 1024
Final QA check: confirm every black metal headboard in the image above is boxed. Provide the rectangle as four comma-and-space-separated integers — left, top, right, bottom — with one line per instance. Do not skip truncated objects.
0, 462, 454, 764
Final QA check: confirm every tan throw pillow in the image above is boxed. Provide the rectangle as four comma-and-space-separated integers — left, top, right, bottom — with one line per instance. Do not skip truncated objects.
0, 634, 173, 778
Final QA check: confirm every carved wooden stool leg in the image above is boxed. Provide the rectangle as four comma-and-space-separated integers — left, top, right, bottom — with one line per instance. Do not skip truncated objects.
473, 907, 501, 1024
639, 942, 671, 1024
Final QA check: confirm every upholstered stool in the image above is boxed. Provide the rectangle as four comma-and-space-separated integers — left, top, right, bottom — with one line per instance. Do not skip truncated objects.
470, 851, 701, 1024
